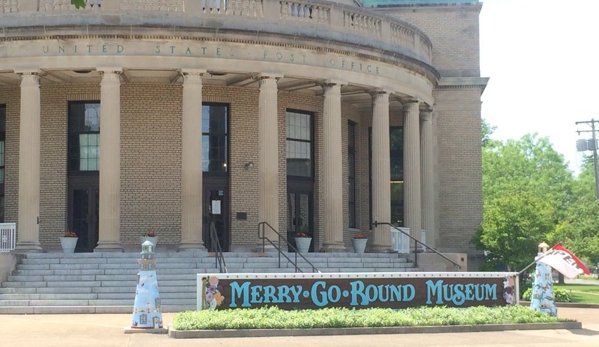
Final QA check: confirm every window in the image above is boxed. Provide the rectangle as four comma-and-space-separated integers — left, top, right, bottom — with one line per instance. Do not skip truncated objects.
389, 127, 404, 226
68, 102, 100, 173
369, 126, 404, 226
202, 104, 228, 173
286, 110, 313, 178
348, 121, 357, 228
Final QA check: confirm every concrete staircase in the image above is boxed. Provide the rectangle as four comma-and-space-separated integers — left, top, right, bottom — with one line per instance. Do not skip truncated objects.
0, 251, 415, 314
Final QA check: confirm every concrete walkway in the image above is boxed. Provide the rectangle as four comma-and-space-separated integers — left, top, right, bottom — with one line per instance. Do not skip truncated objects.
1, 307, 598, 347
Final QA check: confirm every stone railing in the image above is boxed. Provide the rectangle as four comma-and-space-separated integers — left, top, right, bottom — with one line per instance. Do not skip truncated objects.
0, 0, 433, 62
1, 0, 19, 13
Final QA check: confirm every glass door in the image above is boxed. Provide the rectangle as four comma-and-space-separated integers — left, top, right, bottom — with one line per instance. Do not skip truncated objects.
68, 180, 99, 252
287, 190, 313, 252
203, 185, 229, 252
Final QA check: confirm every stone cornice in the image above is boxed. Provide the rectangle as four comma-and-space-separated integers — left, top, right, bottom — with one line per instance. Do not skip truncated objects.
436, 77, 489, 92
0, 32, 440, 83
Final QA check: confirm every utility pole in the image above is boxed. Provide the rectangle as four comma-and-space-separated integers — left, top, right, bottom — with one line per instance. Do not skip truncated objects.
576, 119, 599, 199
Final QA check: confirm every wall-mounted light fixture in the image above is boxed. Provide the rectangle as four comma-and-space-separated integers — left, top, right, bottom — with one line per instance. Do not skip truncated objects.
244, 162, 254, 170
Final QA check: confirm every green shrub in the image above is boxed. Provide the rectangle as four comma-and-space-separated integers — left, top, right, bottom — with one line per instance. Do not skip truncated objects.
522, 288, 571, 302
172, 306, 569, 331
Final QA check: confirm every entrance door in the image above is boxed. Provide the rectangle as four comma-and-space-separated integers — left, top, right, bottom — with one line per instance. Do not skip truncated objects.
68, 179, 99, 252
287, 189, 313, 252
203, 182, 229, 252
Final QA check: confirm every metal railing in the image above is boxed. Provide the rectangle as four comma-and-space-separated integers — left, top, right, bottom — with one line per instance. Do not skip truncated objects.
208, 221, 227, 273
373, 221, 461, 269
390, 227, 426, 254
258, 221, 319, 273
0, 223, 16, 252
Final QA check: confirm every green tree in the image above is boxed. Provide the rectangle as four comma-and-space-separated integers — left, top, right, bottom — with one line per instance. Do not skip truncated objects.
474, 132, 575, 271
550, 157, 599, 262
473, 192, 555, 271
482, 118, 497, 148
71, 0, 86, 8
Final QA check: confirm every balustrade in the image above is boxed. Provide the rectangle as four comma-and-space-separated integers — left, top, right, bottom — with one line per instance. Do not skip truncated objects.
0, 0, 432, 64
343, 10, 381, 37
280, 1, 329, 24
1, 0, 19, 13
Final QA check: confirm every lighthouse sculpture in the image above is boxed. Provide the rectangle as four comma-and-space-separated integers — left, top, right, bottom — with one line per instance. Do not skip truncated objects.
131, 240, 163, 329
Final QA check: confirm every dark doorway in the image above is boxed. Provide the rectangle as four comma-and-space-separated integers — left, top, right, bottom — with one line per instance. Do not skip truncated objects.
68, 178, 99, 252
203, 178, 229, 252
287, 186, 314, 252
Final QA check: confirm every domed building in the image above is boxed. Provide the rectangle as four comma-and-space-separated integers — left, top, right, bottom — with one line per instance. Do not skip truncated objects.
0, 0, 486, 264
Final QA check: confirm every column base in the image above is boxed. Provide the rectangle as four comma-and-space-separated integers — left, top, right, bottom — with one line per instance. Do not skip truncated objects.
94, 242, 124, 252
13, 242, 44, 253
178, 243, 207, 252
368, 244, 396, 253
320, 244, 346, 252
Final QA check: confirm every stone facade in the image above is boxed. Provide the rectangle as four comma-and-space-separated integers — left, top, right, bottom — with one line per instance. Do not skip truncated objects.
0, 0, 486, 264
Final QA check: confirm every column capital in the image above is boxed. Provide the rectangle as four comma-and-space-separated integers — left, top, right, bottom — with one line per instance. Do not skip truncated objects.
97, 67, 123, 75
370, 90, 391, 103
403, 98, 421, 105
258, 73, 284, 80
14, 69, 41, 76
420, 108, 434, 121
369, 89, 393, 96
322, 79, 346, 86
180, 68, 207, 76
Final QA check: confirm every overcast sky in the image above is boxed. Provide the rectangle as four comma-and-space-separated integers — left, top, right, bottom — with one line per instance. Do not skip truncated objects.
479, 0, 599, 174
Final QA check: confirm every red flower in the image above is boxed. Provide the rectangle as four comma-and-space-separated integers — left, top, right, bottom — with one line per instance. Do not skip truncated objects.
144, 230, 156, 237
63, 231, 77, 237
295, 232, 308, 238
354, 233, 366, 239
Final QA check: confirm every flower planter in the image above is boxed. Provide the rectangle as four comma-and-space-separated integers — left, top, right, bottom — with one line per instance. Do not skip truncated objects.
59, 237, 78, 253
352, 238, 368, 254
140, 236, 159, 247
295, 237, 312, 254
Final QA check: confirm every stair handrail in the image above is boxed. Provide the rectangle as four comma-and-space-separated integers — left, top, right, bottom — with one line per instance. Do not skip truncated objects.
258, 221, 320, 273
209, 221, 228, 273
373, 221, 461, 269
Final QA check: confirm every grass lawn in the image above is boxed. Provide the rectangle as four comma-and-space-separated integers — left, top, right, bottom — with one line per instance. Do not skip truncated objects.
554, 284, 599, 304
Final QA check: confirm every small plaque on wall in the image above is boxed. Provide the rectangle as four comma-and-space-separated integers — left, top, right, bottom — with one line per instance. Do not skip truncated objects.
236, 212, 247, 220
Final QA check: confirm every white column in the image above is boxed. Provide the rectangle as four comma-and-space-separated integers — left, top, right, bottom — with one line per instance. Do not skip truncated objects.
321, 82, 345, 251
95, 68, 123, 252
421, 109, 435, 248
370, 91, 392, 252
404, 100, 422, 245
258, 74, 281, 245
179, 69, 207, 251
15, 70, 42, 252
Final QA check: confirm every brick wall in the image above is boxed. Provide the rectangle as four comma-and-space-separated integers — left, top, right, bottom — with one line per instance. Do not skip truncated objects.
379, 4, 482, 77
0, 87, 20, 234
434, 87, 483, 253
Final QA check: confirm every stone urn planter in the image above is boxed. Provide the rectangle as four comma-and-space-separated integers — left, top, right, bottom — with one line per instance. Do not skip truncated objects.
140, 236, 159, 247
59, 236, 78, 253
352, 237, 368, 254
295, 237, 312, 254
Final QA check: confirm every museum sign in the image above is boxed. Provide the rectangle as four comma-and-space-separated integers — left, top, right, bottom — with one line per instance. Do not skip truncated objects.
197, 273, 518, 310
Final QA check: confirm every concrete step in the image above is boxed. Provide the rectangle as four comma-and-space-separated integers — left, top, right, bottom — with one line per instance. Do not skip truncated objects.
0, 306, 132, 314
0, 251, 416, 314
0, 293, 98, 300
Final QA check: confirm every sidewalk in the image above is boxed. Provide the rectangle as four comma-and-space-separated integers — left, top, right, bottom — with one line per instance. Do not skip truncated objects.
1, 307, 598, 347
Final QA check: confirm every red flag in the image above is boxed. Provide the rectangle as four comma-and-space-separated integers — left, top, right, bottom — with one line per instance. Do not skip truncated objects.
537, 244, 591, 279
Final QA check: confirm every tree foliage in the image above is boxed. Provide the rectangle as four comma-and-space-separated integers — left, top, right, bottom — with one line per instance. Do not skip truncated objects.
474, 129, 575, 271
473, 192, 555, 271
549, 157, 599, 262
71, 0, 86, 8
